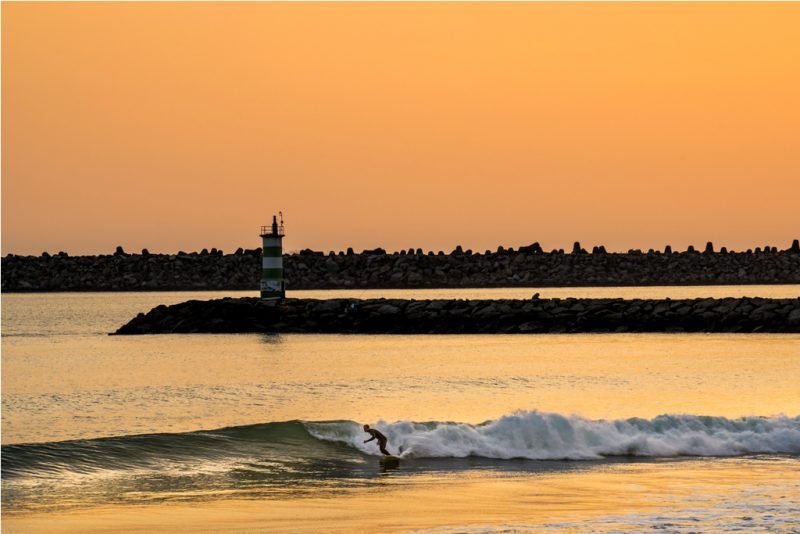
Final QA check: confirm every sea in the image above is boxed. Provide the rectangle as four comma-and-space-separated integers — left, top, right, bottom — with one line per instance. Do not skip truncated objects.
2, 286, 800, 533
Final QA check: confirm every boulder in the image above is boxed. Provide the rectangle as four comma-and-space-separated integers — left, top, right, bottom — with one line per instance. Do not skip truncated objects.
315, 300, 342, 313
377, 304, 401, 315
518, 242, 543, 254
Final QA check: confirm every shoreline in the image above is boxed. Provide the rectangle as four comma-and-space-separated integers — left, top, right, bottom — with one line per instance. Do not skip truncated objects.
4, 457, 798, 534
114, 296, 800, 335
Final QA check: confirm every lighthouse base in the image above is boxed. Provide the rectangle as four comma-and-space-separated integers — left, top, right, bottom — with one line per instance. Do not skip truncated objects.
260, 280, 285, 300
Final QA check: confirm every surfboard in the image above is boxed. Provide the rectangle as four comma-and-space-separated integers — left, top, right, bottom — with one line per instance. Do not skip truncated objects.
379, 456, 400, 467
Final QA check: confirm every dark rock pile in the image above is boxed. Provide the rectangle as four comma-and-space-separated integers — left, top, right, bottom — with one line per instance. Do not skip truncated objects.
4, 240, 800, 292
114, 296, 800, 335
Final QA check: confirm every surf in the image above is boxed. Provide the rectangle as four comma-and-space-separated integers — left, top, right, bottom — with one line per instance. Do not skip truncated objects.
310, 411, 800, 460
4, 411, 800, 481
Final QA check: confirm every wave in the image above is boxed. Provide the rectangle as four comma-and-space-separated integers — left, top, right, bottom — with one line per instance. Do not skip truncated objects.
4, 411, 800, 480
1, 420, 332, 479
309, 411, 800, 460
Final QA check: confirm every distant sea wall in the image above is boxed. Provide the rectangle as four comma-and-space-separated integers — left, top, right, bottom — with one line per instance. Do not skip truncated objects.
4, 240, 800, 292
114, 297, 800, 334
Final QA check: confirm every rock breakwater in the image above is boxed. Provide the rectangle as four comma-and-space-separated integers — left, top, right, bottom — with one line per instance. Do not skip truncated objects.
113, 297, 800, 335
5, 240, 800, 292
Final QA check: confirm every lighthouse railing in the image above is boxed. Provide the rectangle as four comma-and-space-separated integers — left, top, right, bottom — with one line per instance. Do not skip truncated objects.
260, 224, 285, 236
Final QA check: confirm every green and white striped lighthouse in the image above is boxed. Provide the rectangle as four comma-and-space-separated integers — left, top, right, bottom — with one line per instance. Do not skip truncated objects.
260, 213, 285, 299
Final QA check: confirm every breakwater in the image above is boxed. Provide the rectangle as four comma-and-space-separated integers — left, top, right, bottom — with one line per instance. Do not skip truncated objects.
5, 240, 800, 292
113, 296, 800, 334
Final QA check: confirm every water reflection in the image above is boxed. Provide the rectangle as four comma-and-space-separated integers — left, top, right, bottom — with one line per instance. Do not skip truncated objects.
259, 333, 283, 345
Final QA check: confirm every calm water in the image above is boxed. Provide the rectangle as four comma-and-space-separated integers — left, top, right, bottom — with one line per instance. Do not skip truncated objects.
2, 288, 800, 532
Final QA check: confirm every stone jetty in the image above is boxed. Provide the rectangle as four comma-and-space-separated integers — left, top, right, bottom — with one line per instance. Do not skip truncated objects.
5, 240, 800, 292
114, 297, 800, 335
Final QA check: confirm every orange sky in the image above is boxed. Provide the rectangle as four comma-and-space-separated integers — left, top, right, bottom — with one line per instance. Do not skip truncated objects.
3, 2, 799, 255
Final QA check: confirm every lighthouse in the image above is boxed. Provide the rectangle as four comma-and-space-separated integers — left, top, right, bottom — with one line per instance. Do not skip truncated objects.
260, 213, 285, 299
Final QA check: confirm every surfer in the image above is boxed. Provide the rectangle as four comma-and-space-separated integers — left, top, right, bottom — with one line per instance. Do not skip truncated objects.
363, 424, 391, 456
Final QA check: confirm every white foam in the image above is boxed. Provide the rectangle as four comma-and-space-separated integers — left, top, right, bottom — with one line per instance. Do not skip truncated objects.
306, 411, 800, 460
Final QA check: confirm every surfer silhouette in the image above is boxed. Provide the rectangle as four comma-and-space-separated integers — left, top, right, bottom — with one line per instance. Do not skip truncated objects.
363, 424, 391, 456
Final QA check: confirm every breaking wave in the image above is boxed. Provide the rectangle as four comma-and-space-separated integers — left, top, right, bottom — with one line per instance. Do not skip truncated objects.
4, 411, 799, 481
308, 411, 800, 460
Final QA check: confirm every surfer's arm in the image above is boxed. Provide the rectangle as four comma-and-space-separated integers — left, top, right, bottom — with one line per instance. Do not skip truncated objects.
364, 435, 376, 443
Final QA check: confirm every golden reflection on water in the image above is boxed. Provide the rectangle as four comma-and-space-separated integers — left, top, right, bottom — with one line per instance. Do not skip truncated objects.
3, 291, 799, 532
3, 333, 799, 444
4, 457, 799, 533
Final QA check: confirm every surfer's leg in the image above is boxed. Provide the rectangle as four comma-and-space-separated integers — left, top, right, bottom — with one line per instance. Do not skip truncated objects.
379, 440, 390, 455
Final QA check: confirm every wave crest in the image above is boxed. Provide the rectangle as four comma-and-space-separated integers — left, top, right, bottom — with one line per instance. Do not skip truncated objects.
5, 412, 799, 481
306, 411, 800, 460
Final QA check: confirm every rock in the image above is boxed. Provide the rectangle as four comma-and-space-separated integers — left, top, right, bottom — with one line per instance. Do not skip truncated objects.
518, 242, 542, 254
324, 259, 339, 273
105, 296, 800, 334
4, 239, 800, 293
377, 304, 401, 315
408, 272, 423, 283
518, 321, 544, 333
315, 300, 342, 313
474, 304, 498, 317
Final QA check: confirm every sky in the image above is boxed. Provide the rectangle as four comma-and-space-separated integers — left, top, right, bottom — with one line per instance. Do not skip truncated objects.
2, 2, 799, 255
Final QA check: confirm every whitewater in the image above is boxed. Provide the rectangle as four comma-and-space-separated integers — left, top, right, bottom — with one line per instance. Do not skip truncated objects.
309, 411, 800, 460
5, 411, 800, 480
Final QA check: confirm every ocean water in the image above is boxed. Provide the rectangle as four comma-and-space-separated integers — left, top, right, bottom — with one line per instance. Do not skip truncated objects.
2, 287, 800, 532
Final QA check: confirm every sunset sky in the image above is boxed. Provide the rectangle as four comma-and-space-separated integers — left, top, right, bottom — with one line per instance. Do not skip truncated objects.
3, 2, 799, 255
